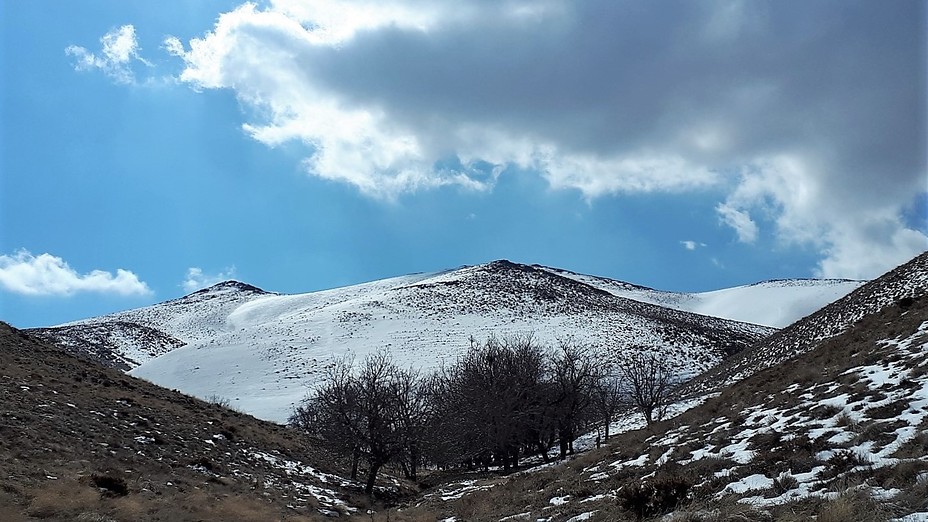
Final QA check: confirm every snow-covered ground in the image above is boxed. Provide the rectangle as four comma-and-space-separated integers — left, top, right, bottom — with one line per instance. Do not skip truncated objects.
542, 267, 863, 328
573, 317, 928, 516
38, 260, 860, 423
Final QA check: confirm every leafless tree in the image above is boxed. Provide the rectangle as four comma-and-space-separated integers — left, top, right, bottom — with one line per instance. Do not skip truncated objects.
549, 339, 602, 458
289, 356, 364, 479
392, 367, 430, 481
353, 351, 406, 493
432, 334, 549, 471
591, 374, 623, 442
616, 349, 673, 426
290, 351, 406, 494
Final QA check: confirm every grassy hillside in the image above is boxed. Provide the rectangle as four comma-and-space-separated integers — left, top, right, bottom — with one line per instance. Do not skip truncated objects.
0, 323, 410, 521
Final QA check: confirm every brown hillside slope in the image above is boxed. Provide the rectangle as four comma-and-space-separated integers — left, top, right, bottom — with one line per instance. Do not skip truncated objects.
0, 323, 401, 521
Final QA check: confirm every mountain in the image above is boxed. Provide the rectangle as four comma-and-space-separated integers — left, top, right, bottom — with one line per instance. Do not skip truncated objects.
539, 266, 864, 328
27, 280, 273, 370
385, 252, 928, 521
26, 260, 858, 423
0, 322, 394, 521
7, 255, 923, 521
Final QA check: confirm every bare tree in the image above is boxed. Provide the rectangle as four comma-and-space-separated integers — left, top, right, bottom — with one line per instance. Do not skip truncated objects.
290, 351, 406, 494
352, 351, 405, 493
591, 374, 623, 442
289, 356, 363, 479
431, 334, 549, 471
616, 350, 673, 426
393, 367, 429, 481
549, 340, 601, 458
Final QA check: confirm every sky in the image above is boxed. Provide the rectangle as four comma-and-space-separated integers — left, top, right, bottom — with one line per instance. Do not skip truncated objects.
1, 0, 926, 328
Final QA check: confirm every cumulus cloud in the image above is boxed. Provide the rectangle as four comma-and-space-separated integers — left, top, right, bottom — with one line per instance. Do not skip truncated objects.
0, 250, 152, 296
182, 266, 237, 293
150, 0, 927, 278
66, 24, 151, 84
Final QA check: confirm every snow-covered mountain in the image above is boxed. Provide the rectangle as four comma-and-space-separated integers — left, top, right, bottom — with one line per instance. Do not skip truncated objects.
540, 266, 863, 328
27, 260, 859, 423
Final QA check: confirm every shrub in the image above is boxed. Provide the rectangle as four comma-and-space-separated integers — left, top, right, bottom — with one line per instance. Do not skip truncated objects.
772, 472, 798, 495
893, 430, 928, 459
618, 470, 692, 520
824, 450, 870, 478
90, 474, 128, 497
816, 489, 890, 522
810, 403, 843, 420
873, 459, 928, 490
896, 470, 928, 512
206, 394, 231, 409
834, 411, 858, 431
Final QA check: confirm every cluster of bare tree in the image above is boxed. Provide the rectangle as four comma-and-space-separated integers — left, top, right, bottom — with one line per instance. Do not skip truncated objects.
289, 336, 674, 493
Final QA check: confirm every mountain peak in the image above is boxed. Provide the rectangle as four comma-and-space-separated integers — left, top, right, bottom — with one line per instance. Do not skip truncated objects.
482, 259, 534, 272
188, 280, 269, 297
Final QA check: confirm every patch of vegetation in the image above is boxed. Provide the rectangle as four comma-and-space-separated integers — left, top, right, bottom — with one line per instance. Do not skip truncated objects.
618, 466, 692, 520
90, 474, 128, 497
772, 472, 799, 495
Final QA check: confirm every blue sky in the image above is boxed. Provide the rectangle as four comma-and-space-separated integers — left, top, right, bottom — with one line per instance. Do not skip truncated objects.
1, 0, 926, 328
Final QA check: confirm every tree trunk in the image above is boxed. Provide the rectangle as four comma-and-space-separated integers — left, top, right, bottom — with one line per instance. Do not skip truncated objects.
558, 429, 570, 459
365, 462, 381, 494
350, 448, 360, 480
409, 451, 419, 482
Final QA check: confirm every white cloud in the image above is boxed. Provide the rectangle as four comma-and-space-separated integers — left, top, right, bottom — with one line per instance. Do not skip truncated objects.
162, 2, 726, 200
147, 1, 925, 278
182, 266, 237, 293
681, 241, 707, 251
66, 24, 150, 84
717, 155, 927, 279
716, 203, 758, 244
0, 250, 152, 297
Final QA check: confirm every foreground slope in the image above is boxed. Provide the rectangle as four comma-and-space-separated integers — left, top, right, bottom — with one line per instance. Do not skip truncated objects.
390, 253, 928, 521
0, 323, 394, 521
33, 261, 774, 423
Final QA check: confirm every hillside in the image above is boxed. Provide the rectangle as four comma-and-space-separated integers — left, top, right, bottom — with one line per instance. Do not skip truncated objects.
27, 281, 273, 370
542, 267, 863, 328
0, 323, 404, 521
30, 260, 781, 423
381, 253, 928, 521
684, 251, 928, 396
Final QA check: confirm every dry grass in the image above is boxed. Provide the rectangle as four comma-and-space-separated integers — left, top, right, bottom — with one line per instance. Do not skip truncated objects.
0, 324, 416, 521
815, 490, 893, 522
14, 479, 325, 522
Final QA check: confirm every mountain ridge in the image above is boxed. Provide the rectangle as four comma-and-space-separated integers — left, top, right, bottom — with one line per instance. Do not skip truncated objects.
28, 260, 786, 423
